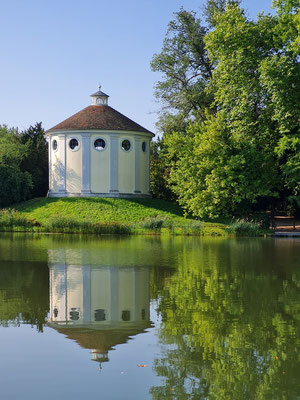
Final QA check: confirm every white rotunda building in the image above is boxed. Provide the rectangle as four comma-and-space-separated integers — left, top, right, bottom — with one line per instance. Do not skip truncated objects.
46, 87, 154, 197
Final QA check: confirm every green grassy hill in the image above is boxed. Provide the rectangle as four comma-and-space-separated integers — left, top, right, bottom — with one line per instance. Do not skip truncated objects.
15, 197, 183, 224
0, 197, 227, 236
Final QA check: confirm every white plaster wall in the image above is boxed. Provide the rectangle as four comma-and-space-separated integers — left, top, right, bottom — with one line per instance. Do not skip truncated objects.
118, 135, 134, 194
50, 136, 60, 192
135, 268, 150, 321
66, 135, 82, 193
90, 134, 110, 193
49, 264, 66, 322
49, 264, 150, 327
90, 268, 111, 323
118, 269, 134, 321
66, 266, 83, 324
139, 139, 150, 194
48, 130, 153, 195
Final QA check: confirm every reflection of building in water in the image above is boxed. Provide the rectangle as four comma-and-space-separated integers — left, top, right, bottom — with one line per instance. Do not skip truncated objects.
48, 265, 150, 365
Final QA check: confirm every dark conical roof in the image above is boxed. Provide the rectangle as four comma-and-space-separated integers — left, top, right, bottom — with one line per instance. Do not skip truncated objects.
46, 105, 153, 135
51, 323, 151, 354
90, 90, 109, 98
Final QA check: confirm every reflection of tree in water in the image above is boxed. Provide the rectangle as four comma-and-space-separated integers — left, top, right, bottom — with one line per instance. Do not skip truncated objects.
0, 261, 49, 332
150, 239, 300, 399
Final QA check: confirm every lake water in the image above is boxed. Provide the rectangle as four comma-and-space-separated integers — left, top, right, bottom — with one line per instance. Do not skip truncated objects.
0, 233, 299, 399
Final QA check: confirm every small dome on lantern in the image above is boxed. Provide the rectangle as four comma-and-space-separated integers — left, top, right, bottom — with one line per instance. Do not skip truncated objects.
90, 84, 109, 105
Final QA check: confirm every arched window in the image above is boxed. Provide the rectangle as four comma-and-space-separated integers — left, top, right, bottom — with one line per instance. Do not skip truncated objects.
96, 98, 104, 105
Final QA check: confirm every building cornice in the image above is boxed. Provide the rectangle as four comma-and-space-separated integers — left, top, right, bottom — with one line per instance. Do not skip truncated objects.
45, 129, 154, 138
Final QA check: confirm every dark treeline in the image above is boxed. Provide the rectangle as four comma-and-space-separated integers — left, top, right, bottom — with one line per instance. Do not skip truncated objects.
0, 123, 48, 207
150, 0, 300, 218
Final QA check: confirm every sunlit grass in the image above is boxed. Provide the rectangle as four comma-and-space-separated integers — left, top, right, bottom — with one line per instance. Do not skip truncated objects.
0, 197, 231, 236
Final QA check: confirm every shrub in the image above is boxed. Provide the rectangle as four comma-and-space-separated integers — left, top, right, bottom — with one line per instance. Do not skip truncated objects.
286, 204, 296, 217
45, 217, 131, 234
287, 196, 300, 218
0, 209, 38, 230
46, 217, 80, 232
248, 212, 271, 230
163, 218, 175, 233
140, 216, 204, 235
185, 220, 204, 235
0, 166, 32, 207
92, 222, 131, 234
226, 219, 263, 236
179, 220, 204, 235
140, 215, 167, 231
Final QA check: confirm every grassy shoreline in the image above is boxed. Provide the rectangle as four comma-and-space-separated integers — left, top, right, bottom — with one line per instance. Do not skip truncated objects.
0, 197, 226, 236
0, 197, 269, 237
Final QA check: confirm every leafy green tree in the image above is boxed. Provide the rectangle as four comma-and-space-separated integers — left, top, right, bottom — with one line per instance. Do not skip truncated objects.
0, 126, 33, 206
154, 0, 299, 217
150, 1, 241, 132
165, 114, 278, 218
0, 165, 32, 207
204, 0, 240, 27
151, 8, 213, 132
0, 125, 28, 167
20, 122, 48, 197
204, 0, 299, 214
0, 123, 48, 205
264, 0, 300, 205
150, 7, 215, 202
150, 139, 175, 201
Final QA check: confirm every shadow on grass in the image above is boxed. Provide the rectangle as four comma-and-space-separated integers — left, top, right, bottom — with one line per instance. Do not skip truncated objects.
121, 198, 184, 217
14, 196, 185, 219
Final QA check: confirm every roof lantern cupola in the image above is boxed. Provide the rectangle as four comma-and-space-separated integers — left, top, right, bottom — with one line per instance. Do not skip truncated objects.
90, 84, 109, 106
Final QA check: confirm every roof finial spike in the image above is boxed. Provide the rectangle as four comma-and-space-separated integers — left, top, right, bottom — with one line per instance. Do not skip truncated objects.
98, 83, 101, 90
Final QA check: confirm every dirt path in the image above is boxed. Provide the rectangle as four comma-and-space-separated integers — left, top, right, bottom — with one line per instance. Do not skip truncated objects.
272, 216, 300, 232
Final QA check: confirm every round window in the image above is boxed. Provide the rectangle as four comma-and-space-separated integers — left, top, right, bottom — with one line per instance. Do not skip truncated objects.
122, 310, 131, 321
52, 139, 58, 151
94, 138, 106, 151
69, 138, 79, 150
142, 141, 146, 152
121, 139, 131, 152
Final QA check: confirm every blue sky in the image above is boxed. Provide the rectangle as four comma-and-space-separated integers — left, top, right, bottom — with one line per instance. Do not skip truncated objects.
0, 0, 274, 135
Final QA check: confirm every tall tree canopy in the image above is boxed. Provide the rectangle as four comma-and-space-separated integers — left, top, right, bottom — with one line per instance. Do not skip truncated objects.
0, 122, 48, 207
0, 126, 33, 206
152, 0, 300, 217
151, 8, 213, 134
20, 122, 48, 198
0, 126, 28, 167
